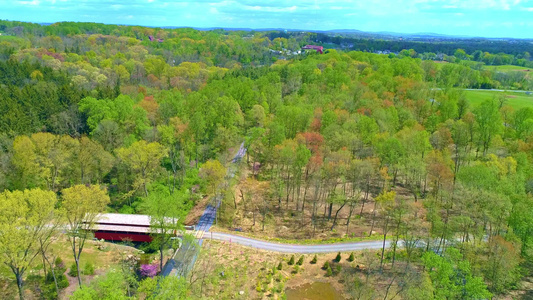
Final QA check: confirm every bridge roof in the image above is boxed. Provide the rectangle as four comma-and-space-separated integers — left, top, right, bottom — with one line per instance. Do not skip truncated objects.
95, 213, 151, 227
94, 224, 152, 234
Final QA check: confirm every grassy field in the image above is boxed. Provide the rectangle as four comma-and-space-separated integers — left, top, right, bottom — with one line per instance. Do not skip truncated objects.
465, 90, 533, 109
483, 65, 532, 72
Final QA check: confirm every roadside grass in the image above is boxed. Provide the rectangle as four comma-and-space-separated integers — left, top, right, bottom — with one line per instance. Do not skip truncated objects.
465, 90, 533, 109
210, 227, 386, 245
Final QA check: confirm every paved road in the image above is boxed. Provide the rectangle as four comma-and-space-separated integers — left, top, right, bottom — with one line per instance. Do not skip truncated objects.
203, 231, 391, 253
163, 143, 247, 277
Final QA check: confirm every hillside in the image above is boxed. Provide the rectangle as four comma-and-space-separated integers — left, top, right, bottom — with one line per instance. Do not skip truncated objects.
0, 20, 532, 300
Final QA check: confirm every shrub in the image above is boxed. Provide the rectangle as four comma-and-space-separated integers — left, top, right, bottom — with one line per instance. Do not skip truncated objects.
68, 263, 78, 277
140, 264, 158, 278
310, 255, 317, 264
335, 264, 342, 275
54, 257, 65, 270
348, 252, 355, 262
326, 266, 333, 277
297, 256, 304, 266
57, 274, 69, 289
83, 261, 95, 275
322, 261, 330, 270
334, 252, 341, 262
288, 255, 295, 265
292, 265, 299, 274
41, 282, 58, 300
277, 262, 283, 271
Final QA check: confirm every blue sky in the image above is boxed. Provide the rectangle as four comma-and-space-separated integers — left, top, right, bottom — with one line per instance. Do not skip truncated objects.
0, 0, 532, 38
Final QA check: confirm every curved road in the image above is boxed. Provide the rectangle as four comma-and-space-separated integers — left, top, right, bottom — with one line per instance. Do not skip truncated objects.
202, 231, 391, 253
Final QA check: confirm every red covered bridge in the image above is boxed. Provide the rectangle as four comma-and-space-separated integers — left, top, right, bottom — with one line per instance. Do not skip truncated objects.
91, 213, 154, 242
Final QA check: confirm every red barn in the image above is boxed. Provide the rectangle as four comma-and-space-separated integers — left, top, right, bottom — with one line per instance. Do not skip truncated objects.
302, 45, 324, 54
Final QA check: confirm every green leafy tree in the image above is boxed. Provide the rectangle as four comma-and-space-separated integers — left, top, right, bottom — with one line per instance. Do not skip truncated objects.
117, 140, 167, 197
141, 185, 187, 272
62, 184, 110, 287
137, 275, 189, 300
199, 159, 226, 197
474, 99, 503, 156
423, 248, 491, 300
70, 269, 129, 300
0, 188, 58, 300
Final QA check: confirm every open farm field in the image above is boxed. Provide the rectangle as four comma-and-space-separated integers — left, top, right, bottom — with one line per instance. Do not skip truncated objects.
484, 65, 532, 72
465, 90, 533, 109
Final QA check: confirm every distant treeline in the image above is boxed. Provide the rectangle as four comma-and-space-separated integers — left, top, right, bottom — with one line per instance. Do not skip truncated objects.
315, 33, 532, 58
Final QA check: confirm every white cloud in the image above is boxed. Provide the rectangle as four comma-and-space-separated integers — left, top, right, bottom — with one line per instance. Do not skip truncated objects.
17, 0, 40, 5
244, 4, 297, 12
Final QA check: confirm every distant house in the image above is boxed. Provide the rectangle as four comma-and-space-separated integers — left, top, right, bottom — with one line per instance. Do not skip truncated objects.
302, 45, 324, 54
146, 35, 164, 43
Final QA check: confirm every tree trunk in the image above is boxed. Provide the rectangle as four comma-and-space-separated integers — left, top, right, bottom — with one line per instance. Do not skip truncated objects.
42, 253, 47, 277
331, 202, 347, 231
48, 260, 59, 298
252, 209, 256, 226
346, 201, 357, 235
71, 237, 83, 287
383, 274, 396, 300
16, 271, 24, 300
360, 186, 369, 217
369, 201, 377, 237
75, 258, 82, 287
380, 215, 390, 271
160, 242, 164, 273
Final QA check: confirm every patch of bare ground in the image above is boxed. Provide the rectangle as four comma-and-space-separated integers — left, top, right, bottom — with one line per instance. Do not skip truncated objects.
185, 194, 209, 226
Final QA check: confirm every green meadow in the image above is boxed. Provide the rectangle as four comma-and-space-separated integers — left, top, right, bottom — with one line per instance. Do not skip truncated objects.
483, 64, 532, 72
465, 90, 533, 109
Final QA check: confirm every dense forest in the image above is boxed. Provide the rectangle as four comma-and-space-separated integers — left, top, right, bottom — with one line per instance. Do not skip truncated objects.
0, 20, 533, 299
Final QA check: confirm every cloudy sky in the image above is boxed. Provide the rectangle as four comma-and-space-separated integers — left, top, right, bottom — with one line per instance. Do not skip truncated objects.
0, 0, 532, 38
